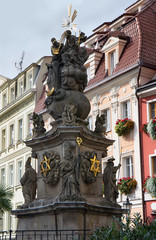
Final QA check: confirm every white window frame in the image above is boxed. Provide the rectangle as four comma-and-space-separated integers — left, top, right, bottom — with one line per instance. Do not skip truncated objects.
19, 80, 24, 96
1, 168, 5, 186
149, 154, 156, 176
101, 108, 111, 132
27, 113, 33, 137
122, 155, 133, 178
1, 129, 6, 151
147, 99, 156, 122
10, 124, 14, 146
9, 164, 14, 187
122, 100, 131, 119
2, 93, 7, 108
10, 87, 15, 102
110, 50, 116, 75
28, 73, 33, 89
18, 119, 23, 140
17, 160, 22, 185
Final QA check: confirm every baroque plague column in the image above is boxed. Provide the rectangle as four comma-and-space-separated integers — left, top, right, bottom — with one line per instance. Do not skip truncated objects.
12, 6, 125, 231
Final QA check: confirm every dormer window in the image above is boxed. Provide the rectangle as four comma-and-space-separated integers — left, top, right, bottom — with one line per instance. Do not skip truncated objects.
110, 51, 116, 75
11, 87, 15, 101
19, 81, 23, 96
28, 73, 33, 89
102, 36, 128, 76
2, 93, 7, 107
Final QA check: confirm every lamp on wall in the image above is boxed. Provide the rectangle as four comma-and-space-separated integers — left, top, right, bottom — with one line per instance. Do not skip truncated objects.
123, 196, 132, 214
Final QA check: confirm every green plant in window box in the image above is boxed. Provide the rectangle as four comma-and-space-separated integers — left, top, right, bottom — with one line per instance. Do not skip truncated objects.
147, 118, 156, 140
143, 175, 156, 198
115, 118, 134, 137
118, 177, 137, 195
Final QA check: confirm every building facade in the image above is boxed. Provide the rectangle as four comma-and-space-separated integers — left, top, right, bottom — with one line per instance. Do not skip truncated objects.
137, 79, 156, 221
84, 0, 156, 218
0, 56, 51, 230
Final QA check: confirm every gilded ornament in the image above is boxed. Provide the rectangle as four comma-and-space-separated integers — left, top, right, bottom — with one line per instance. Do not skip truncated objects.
40, 156, 51, 176
76, 137, 82, 146
90, 155, 100, 177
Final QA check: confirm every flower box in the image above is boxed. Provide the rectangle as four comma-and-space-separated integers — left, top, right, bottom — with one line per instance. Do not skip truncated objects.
115, 118, 134, 137
140, 117, 156, 140
118, 177, 137, 195
143, 175, 156, 198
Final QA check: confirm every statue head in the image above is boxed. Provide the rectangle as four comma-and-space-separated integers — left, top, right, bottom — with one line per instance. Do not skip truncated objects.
25, 157, 31, 169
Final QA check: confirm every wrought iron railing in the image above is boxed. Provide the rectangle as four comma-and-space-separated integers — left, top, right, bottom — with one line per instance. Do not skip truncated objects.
0, 229, 92, 240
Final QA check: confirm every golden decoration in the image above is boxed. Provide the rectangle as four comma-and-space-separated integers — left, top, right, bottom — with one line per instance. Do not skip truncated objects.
46, 87, 55, 97
90, 155, 100, 177
76, 137, 82, 146
40, 156, 51, 176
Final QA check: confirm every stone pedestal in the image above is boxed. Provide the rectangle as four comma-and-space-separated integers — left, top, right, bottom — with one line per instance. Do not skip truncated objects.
12, 120, 125, 231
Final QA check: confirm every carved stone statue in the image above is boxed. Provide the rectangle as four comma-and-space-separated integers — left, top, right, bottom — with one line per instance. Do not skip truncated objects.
31, 112, 46, 137
62, 103, 77, 125
103, 158, 121, 204
20, 157, 37, 208
60, 143, 79, 201
45, 30, 90, 120
94, 114, 106, 137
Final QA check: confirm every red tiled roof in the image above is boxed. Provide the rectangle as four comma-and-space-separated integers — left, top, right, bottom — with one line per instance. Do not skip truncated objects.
87, 0, 156, 87
34, 86, 46, 114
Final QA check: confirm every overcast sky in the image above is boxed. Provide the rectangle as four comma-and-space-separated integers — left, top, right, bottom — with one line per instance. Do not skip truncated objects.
0, 0, 136, 78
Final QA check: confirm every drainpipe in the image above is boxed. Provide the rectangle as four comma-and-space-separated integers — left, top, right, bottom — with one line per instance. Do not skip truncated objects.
136, 66, 146, 222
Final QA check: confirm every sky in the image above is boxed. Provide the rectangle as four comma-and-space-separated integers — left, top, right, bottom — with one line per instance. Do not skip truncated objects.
0, 0, 137, 78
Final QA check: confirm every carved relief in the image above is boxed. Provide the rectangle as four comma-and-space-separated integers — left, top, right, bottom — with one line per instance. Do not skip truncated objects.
81, 151, 100, 183
40, 151, 60, 185
62, 103, 77, 126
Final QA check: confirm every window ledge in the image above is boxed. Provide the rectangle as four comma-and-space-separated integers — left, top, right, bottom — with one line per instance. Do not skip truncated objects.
8, 144, 15, 150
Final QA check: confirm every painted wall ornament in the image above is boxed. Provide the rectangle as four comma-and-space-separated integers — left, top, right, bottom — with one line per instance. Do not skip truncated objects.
20, 157, 37, 208
40, 151, 60, 185
103, 158, 121, 204
81, 151, 100, 183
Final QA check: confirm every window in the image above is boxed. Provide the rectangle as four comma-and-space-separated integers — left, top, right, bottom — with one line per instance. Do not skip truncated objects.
17, 161, 22, 184
2, 129, 6, 150
9, 165, 14, 187
122, 100, 131, 119
11, 87, 15, 101
28, 114, 33, 137
1, 168, 5, 185
28, 74, 33, 88
124, 156, 133, 178
150, 101, 156, 119
102, 108, 111, 132
8, 212, 13, 230
10, 124, 14, 145
0, 214, 3, 231
18, 119, 23, 140
19, 81, 23, 95
151, 156, 156, 175
88, 116, 93, 130
2, 93, 7, 107
110, 51, 116, 75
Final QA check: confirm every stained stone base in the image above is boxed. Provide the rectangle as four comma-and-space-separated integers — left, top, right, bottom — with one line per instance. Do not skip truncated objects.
13, 201, 125, 231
